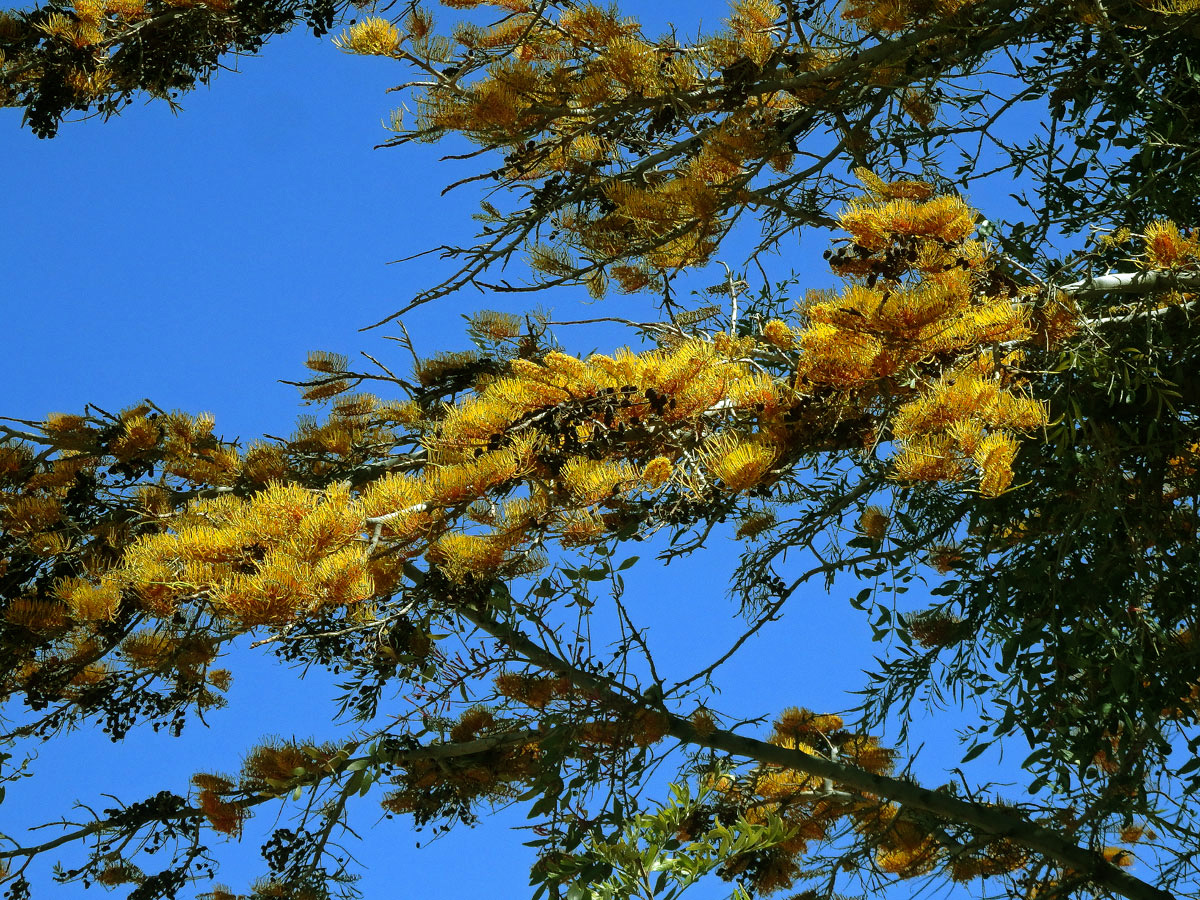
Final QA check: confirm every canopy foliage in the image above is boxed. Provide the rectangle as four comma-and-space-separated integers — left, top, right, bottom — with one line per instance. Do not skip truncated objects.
4, 2, 1200, 900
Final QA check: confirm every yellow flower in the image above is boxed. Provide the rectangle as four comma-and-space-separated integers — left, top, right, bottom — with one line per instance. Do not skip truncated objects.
735, 509, 775, 539
690, 708, 717, 736
112, 414, 161, 460
1102, 846, 1135, 867
1142, 220, 1200, 269
701, 435, 777, 492
72, 0, 104, 25
198, 789, 244, 836
891, 435, 966, 483
797, 322, 882, 385
858, 505, 889, 540
876, 837, 940, 876
121, 630, 175, 670
335, 17, 401, 56
557, 510, 606, 547
761, 318, 795, 349
4, 597, 68, 632
105, 0, 146, 18
57, 576, 122, 621
1, 496, 62, 535
428, 532, 510, 582
468, 310, 523, 341
561, 457, 637, 504
772, 706, 843, 739
641, 456, 673, 488
974, 432, 1018, 497
311, 546, 374, 608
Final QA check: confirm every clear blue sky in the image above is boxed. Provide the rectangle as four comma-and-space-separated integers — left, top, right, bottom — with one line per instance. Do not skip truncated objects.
1, 5, 1038, 898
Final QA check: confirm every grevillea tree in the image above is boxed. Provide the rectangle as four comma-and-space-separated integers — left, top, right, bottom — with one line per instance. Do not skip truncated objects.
3, 1, 1200, 899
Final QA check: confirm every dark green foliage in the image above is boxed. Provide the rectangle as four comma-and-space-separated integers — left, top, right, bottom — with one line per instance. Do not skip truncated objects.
2, 0, 344, 137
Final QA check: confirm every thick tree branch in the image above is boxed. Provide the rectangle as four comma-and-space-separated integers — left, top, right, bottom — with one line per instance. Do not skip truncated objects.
1061, 271, 1200, 299
461, 601, 1176, 900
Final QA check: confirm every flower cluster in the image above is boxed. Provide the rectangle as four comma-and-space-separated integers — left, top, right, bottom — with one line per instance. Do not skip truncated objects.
796, 175, 1047, 495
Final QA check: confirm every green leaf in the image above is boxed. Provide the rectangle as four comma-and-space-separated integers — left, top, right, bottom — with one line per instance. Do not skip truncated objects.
1111, 661, 1133, 694
517, 784, 544, 802
529, 792, 559, 818
1021, 747, 1048, 769
961, 742, 988, 763
358, 769, 376, 796
580, 862, 612, 882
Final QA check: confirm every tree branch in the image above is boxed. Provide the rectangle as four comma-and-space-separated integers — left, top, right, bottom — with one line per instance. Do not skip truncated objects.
460, 601, 1176, 900
1060, 270, 1200, 299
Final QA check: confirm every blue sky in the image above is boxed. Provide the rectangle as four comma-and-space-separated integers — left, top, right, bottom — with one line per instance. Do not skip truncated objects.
0, 5, 1044, 898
